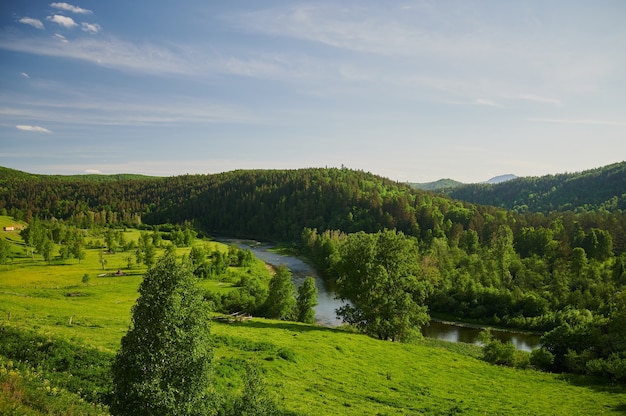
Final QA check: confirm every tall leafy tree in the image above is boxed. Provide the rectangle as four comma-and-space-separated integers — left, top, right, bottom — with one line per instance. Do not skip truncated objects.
335, 230, 431, 341
110, 254, 214, 416
265, 265, 296, 320
295, 277, 318, 324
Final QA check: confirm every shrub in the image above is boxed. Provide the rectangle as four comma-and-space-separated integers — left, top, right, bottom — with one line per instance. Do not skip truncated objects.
530, 348, 554, 371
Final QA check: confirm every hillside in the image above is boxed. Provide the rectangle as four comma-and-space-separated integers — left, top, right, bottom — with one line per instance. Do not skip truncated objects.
446, 161, 626, 212
1, 232, 624, 414
409, 178, 465, 191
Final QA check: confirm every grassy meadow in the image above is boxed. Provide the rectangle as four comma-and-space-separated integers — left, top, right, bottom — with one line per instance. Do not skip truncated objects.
1, 217, 625, 415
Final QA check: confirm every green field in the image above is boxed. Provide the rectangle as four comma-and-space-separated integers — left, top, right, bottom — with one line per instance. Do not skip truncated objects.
1, 218, 625, 415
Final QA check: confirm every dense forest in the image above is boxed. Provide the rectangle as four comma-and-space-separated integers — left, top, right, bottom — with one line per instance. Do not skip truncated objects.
445, 161, 626, 213
2, 163, 626, 380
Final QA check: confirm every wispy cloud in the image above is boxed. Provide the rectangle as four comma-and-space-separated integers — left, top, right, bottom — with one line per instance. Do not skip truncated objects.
47, 15, 78, 29
2, 86, 259, 127
19, 17, 44, 30
475, 98, 502, 107
20, 72, 30, 78
81, 22, 101, 34
16, 125, 52, 133
50, 2, 92, 15
53, 33, 69, 43
85, 169, 102, 174
0, 34, 192, 75
515, 94, 561, 106
529, 118, 626, 127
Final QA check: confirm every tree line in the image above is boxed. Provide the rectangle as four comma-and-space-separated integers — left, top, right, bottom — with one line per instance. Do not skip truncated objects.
446, 161, 626, 213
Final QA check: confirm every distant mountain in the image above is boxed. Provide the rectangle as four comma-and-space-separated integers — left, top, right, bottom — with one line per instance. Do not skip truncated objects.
484, 174, 517, 184
447, 161, 626, 213
409, 178, 465, 191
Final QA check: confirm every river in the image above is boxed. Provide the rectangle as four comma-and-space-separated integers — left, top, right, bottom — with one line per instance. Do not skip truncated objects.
222, 239, 541, 351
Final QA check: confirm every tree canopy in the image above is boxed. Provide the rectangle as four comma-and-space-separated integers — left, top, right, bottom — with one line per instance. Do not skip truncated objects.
110, 254, 213, 416
335, 229, 431, 341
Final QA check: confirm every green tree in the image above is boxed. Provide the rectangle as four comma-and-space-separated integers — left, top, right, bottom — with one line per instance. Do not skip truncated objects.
265, 265, 296, 320
229, 364, 280, 416
144, 242, 156, 268
295, 277, 318, 324
110, 254, 214, 416
335, 230, 431, 341
0, 238, 9, 264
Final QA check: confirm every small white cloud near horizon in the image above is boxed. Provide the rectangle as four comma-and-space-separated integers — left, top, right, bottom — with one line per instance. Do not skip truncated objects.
16, 125, 52, 133
81, 22, 101, 34
50, 2, 92, 15
20, 72, 30, 78
85, 169, 103, 174
47, 15, 78, 29
19, 17, 44, 29
476, 98, 501, 107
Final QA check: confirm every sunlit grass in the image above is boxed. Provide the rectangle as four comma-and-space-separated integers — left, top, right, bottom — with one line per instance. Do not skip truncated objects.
1, 219, 625, 414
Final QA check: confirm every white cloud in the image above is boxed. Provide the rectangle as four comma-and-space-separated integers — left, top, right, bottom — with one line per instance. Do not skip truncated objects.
516, 94, 561, 106
47, 15, 78, 29
20, 72, 30, 78
81, 22, 101, 34
0, 34, 194, 75
475, 98, 501, 107
50, 2, 92, 15
53, 33, 69, 43
85, 169, 102, 174
19, 17, 44, 30
16, 125, 52, 133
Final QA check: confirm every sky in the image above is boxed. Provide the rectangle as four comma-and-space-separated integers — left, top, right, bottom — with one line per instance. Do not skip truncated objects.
1, 1, 625, 183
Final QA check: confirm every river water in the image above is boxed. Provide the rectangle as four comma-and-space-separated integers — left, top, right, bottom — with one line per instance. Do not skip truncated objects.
222, 239, 541, 351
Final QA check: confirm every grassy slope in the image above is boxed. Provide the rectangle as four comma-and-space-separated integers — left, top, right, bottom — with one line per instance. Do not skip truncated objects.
214, 320, 624, 415
1, 219, 625, 415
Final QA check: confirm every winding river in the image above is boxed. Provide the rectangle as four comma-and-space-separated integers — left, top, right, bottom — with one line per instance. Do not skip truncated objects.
222, 239, 541, 351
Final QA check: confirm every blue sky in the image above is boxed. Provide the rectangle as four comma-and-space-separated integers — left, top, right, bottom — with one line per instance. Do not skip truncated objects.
1, 1, 625, 183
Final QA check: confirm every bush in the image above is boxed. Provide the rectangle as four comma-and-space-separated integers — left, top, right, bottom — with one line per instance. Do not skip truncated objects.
530, 348, 554, 371
81, 273, 90, 284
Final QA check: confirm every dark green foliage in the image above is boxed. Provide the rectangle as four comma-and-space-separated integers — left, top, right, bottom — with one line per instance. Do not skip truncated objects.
0, 326, 113, 404
110, 254, 214, 416
447, 161, 626, 213
335, 230, 431, 341
0, 237, 9, 264
295, 277, 318, 324
530, 348, 554, 371
479, 329, 529, 369
264, 265, 296, 320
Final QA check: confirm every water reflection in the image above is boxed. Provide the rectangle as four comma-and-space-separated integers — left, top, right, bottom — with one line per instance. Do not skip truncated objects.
218, 239, 344, 326
422, 320, 541, 352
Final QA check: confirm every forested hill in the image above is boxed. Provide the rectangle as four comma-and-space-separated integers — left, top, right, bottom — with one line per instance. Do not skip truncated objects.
2, 164, 626, 252
446, 161, 626, 213
0, 166, 487, 241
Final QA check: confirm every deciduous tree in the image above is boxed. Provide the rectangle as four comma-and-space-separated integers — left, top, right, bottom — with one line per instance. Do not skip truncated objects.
295, 277, 318, 324
335, 230, 431, 341
110, 254, 214, 416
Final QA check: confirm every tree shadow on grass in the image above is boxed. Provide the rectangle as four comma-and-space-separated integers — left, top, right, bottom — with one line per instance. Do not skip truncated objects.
557, 372, 626, 408
225, 318, 352, 336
